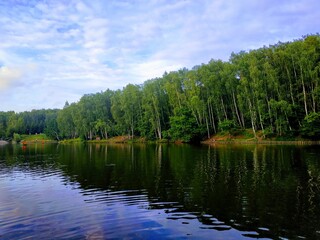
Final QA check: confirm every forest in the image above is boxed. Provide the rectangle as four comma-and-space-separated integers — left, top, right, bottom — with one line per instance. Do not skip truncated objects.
1, 35, 320, 142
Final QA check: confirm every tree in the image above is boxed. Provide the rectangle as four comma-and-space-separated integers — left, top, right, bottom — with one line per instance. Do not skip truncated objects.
57, 103, 77, 139
168, 108, 204, 142
142, 79, 167, 139
0, 112, 9, 138
121, 84, 142, 138
300, 112, 320, 139
6, 112, 24, 137
111, 90, 126, 135
44, 110, 60, 140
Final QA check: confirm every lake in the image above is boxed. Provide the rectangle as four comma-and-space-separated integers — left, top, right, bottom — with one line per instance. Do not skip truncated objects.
1, 143, 320, 239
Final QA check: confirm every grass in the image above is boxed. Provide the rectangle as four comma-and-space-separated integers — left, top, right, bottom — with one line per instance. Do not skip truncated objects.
88, 136, 151, 143
59, 138, 83, 144
17, 131, 317, 145
21, 133, 52, 141
18, 133, 56, 144
87, 136, 170, 144
203, 129, 320, 145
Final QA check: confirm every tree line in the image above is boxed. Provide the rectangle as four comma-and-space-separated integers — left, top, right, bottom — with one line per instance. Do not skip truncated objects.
1, 35, 320, 142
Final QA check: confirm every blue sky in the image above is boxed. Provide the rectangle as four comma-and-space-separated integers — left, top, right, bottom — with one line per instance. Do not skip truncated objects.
0, 0, 319, 112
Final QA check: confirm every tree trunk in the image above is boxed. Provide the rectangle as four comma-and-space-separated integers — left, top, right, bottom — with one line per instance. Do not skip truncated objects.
285, 64, 295, 105
54, 131, 60, 141
248, 98, 257, 138
205, 116, 210, 139
300, 65, 308, 116
104, 127, 108, 139
157, 118, 162, 140
221, 97, 228, 120
232, 91, 242, 128
266, 97, 273, 131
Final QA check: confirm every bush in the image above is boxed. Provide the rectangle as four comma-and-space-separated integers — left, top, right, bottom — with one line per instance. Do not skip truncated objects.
13, 133, 21, 142
168, 108, 204, 142
218, 120, 239, 134
300, 112, 320, 140
263, 126, 276, 138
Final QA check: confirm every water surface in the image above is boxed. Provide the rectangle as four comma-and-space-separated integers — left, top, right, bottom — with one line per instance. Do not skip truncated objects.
1, 143, 320, 239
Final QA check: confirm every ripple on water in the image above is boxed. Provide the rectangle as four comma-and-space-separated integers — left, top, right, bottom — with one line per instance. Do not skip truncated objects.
3, 144, 319, 240
0, 168, 178, 239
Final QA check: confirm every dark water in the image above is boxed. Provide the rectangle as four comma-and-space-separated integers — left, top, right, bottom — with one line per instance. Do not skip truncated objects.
1, 143, 320, 239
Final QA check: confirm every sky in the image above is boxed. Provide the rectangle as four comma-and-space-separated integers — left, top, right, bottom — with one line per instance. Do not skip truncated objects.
0, 0, 319, 112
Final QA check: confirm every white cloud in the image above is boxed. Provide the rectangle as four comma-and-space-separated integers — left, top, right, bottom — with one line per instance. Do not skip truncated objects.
0, 66, 22, 91
0, 0, 319, 111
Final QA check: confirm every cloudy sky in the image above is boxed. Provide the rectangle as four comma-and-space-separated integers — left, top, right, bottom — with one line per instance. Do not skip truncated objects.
0, 0, 319, 112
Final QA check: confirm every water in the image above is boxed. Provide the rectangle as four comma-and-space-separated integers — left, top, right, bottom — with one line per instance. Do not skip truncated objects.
1, 143, 320, 239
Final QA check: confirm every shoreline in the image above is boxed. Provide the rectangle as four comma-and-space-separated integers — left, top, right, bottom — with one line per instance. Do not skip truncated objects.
4, 136, 320, 146
201, 139, 320, 145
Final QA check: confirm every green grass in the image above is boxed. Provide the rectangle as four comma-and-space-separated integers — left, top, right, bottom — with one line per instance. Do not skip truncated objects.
59, 138, 83, 144
21, 133, 52, 141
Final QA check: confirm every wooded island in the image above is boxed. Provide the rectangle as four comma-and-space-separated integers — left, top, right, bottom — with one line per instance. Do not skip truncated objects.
1, 35, 320, 142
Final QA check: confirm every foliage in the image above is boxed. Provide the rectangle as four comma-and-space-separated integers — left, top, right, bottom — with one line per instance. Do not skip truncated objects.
13, 133, 21, 142
300, 112, 320, 139
1, 34, 320, 142
19, 133, 52, 141
168, 108, 204, 142
59, 138, 83, 144
218, 120, 237, 133
44, 109, 59, 140
263, 126, 276, 138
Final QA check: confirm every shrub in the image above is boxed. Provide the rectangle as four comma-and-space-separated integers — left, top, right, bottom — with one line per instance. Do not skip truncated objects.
218, 120, 239, 134
13, 133, 21, 142
300, 112, 320, 140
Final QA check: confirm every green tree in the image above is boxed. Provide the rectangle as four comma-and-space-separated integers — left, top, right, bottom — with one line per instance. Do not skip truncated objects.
141, 79, 169, 139
300, 112, 320, 139
168, 108, 203, 142
13, 133, 21, 142
57, 103, 77, 139
111, 90, 126, 135
121, 84, 142, 138
0, 112, 9, 138
6, 112, 24, 137
44, 109, 60, 140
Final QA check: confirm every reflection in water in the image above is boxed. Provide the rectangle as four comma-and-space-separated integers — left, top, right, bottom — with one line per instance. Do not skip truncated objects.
1, 143, 320, 239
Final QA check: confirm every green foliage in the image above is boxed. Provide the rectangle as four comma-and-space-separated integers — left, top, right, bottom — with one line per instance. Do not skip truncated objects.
0, 111, 10, 138
263, 126, 276, 138
57, 103, 77, 139
2, 34, 320, 142
13, 133, 21, 142
168, 108, 204, 142
20, 133, 52, 141
121, 84, 142, 137
300, 112, 320, 139
44, 110, 59, 140
275, 133, 296, 141
59, 138, 83, 144
218, 120, 237, 132
242, 129, 254, 139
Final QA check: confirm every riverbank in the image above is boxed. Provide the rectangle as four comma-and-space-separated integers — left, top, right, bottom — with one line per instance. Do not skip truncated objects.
87, 136, 169, 143
13, 133, 57, 145
202, 138, 320, 145
202, 130, 320, 145
8, 132, 320, 145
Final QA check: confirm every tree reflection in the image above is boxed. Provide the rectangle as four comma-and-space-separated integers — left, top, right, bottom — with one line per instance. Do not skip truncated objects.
2, 143, 319, 239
